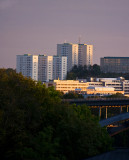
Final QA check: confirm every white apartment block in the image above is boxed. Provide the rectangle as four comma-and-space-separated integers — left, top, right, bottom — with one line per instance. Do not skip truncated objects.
57, 43, 78, 71
38, 55, 67, 82
16, 54, 38, 81
38, 55, 53, 82
53, 56, 67, 80
78, 44, 93, 66
17, 54, 67, 82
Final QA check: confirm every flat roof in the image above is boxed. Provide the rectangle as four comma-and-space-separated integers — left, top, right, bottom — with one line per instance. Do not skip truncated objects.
102, 57, 129, 59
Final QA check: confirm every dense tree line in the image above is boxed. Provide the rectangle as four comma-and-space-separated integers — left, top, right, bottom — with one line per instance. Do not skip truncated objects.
62, 92, 84, 99
0, 69, 112, 160
67, 65, 129, 80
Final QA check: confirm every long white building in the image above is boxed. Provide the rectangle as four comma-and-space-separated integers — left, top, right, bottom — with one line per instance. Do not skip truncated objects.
57, 43, 78, 71
45, 77, 129, 96
45, 78, 125, 95
16, 54, 38, 81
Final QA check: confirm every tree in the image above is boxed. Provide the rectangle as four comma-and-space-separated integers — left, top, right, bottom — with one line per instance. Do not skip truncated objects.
0, 69, 112, 160
66, 64, 129, 80
92, 64, 101, 76
62, 92, 83, 99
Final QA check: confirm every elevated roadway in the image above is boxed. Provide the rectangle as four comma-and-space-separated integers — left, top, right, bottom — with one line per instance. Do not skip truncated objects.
63, 98, 129, 135
62, 98, 129, 107
99, 112, 129, 136
99, 112, 129, 127
62, 98, 129, 119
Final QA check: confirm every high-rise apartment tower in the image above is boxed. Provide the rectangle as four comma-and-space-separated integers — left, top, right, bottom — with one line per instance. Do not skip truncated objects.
57, 43, 93, 71
57, 43, 78, 71
53, 56, 67, 80
16, 54, 38, 81
38, 55, 67, 82
38, 55, 53, 82
78, 44, 93, 66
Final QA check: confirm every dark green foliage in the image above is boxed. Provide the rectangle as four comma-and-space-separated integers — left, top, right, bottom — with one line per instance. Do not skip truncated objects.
113, 129, 129, 148
0, 69, 112, 160
67, 64, 101, 79
107, 93, 126, 98
67, 64, 129, 79
62, 92, 84, 99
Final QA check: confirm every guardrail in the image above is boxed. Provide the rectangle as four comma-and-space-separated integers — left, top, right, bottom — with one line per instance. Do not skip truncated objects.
62, 98, 129, 102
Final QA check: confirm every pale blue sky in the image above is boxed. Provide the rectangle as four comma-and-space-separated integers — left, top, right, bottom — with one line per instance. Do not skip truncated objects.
1, 0, 129, 68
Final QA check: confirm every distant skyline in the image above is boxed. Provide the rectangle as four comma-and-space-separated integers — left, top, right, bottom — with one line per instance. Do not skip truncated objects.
1, 0, 129, 68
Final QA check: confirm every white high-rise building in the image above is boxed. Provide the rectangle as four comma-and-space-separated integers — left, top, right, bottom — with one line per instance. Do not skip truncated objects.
57, 43, 78, 71
16, 54, 38, 81
38, 55, 67, 82
38, 55, 53, 82
78, 44, 93, 67
17, 54, 67, 82
53, 56, 67, 80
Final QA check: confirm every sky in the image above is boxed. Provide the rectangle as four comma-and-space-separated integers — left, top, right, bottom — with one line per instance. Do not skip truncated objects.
0, 0, 129, 68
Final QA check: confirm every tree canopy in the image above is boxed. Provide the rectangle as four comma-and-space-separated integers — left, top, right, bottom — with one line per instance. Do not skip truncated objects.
0, 69, 112, 160
67, 65, 129, 80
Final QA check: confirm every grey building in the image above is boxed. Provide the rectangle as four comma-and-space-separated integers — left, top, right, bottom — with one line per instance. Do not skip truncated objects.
57, 43, 78, 71
78, 44, 93, 67
100, 57, 129, 73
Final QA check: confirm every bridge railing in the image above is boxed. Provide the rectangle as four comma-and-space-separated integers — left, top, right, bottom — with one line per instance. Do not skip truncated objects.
62, 98, 129, 102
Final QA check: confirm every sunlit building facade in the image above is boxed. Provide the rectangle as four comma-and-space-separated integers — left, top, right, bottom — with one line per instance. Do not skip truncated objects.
38, 55, 53, 82
45, 77, 129, 95
16, 54, 38, 81
78, 44, 93, 66
57, 43, 78, 71
38, 55, 67, 82
57, 43, 93, 71
17, 54, 67, 82
53, 56, 67, 80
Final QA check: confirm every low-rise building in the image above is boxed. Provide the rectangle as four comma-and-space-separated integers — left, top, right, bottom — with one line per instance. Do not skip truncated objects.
50, 80, 89, 94
45, 77, 126, 96
82, 86, 124, 96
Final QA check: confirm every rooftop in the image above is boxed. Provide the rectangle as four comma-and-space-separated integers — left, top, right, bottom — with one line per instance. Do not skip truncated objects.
102, 57, 129, 59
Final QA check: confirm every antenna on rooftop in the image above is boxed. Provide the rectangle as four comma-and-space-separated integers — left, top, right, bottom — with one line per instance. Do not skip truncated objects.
78, 35, 81, 44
